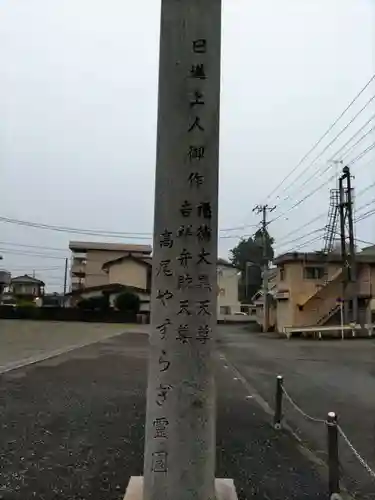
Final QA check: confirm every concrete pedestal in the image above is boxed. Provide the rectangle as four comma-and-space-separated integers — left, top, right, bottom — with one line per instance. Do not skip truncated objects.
124, 477, 238, 500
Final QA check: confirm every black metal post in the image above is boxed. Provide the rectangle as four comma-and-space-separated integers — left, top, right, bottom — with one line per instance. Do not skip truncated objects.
274, 375, 283, 429
327, 411, 340, 497
344, 167, 358, 324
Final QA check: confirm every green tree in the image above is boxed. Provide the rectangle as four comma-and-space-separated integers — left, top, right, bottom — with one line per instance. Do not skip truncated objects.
115, 291, 140, 314
77, 296, 107, 311
230, 229, 274, 302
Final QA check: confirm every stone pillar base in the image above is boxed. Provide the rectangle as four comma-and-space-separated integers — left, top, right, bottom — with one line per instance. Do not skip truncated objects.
123, 476, 238, 500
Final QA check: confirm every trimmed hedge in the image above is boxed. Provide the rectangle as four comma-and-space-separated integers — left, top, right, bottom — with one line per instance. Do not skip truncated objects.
0, 306, 147, 324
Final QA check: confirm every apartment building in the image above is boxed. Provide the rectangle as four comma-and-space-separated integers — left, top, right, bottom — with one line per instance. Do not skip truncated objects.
68, 243, 242, 317
69, 241, 152, 291
272, 247, 375, 332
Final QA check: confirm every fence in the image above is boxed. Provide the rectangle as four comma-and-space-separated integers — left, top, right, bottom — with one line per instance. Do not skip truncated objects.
0, 306, 146, 324
273, 375, 375, 499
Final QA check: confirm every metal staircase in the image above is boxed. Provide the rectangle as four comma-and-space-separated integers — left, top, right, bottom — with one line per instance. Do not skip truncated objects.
317, 303, 341, 326
323, 189, 340, 254
300, 267, 343, 308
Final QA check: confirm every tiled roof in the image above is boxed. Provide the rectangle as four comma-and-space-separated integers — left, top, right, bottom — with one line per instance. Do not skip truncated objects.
66, 283, 149, 297
69, 241, 152, 254
274, 251, 375, 265
11, 274, 45, 285
102, 254, 152, 270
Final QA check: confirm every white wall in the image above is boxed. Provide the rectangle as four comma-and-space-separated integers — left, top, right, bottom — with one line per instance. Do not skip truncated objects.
108, 259, 148, 290
216, 265, 241, 316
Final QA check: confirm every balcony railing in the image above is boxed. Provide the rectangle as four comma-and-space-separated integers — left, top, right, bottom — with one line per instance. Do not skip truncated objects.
71, 264, 86, 276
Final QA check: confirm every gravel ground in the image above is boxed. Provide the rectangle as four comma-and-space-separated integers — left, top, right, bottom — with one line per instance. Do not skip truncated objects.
219, 326, 375, 499
0, 320, 144, 372
0, 329, 326, 499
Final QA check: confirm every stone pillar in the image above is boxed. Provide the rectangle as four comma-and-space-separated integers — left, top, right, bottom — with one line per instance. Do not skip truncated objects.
143, 1, 221, 499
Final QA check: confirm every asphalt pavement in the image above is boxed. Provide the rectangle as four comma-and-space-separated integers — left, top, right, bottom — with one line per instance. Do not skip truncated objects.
218, 325, 375, 499
0, 327, 328, 499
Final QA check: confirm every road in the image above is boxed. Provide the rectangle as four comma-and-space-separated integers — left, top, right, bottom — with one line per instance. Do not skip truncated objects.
0, 322, 326, 499
218, 325, 375, 499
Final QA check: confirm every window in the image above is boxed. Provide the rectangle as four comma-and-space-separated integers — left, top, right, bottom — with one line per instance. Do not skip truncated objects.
220, 306, 231, 315
303, 266, 325, 280
279, 265, 286, 281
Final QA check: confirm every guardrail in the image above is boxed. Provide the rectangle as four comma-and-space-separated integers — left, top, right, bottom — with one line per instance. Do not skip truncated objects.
283, 323, 374, 340
273, 375, 375, 499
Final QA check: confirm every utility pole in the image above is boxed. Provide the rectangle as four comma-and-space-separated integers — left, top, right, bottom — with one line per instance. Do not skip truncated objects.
345, 167, 358, 324
338, 175, 349, 324
253, 204, 276, 332
338, 166, 357, 324
63, 258, 68, 301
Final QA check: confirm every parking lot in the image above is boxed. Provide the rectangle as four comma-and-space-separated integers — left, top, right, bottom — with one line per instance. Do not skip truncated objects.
0, 320, 143, 373
2, 320, 374, 499
0, 321, 326, 500
219, 326, 375, 499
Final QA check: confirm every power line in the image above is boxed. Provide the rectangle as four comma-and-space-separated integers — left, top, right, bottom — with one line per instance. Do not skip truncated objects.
347, 142, 375, 166
272, 198, 375, 259
0, 216, 153, 239
356, 198, 375, 212
273, 155, 375, 220
7, 266, 62, 271
353, 236, 375, 247
219, 222, 259, 232
270, 179, 374, 247
0, 214, 258, 239
1, 204, 372, 264
277, 234, 324, 255
275, 227, 325, 250
0, 248, 67, 260
275, 94, 375, 205
337, 124, 375, 162
288, 139, 375, 207
273, 212, 327, 243
225, 179, 373, 246
1, 197, 373, 264
356, 180, 375, 198
330, 230, 375, 248
0, 241, 68, 253
328, 113, 375, 161
261, 74, 375, 203
270, 173, 336, 225
356, 209, 375, 223
269, 144, 375, 225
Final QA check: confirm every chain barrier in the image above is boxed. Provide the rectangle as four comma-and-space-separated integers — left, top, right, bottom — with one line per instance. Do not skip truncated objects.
281, 386, 326, 424
337, 425, 375, 480
280, 384, 375, 480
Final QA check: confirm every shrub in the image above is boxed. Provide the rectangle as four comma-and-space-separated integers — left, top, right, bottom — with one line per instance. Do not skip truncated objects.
77, 296, 107, 311
115, 292, 140, 313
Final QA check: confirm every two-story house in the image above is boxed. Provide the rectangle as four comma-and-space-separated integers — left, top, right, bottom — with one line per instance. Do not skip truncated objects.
10, 275, 45, 301
272, 248, 375, 332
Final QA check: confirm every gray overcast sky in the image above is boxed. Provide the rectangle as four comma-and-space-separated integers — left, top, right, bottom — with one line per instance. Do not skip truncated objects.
1, 0, 374, 291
